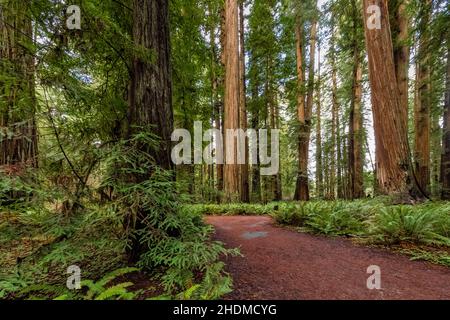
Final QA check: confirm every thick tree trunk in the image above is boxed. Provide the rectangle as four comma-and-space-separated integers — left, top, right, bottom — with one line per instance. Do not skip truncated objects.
414, 0, 432, 195
129, 0, 173, 170
223, 0, 240, 202
128, 0, 173, 260
293, 20, 306, 201
362, 0, 411, 198
294, 18, 317, 201
349, 60, 364, 199
390, 0, 410, 132
348, 5, 364, 199
442, 46, 450, 199
239, 1, 249, 203
0, 1, 38, 167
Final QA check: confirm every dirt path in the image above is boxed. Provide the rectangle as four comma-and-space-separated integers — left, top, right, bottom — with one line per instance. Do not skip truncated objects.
205, 216, 450, 300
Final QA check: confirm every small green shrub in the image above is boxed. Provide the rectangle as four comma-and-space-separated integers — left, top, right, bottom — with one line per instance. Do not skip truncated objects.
270, 203, 309, 226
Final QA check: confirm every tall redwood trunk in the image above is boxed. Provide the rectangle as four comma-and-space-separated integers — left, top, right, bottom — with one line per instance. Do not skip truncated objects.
223, 0, 240, 201
128, 0, 173, 259
130, 0, 173, 169
442, 45, 450, 199
294, 17, 317, 201
414, 0, 432, 195
348, 3, 364, 199
362, 0, 411, 198
239, 1, 249, 203
349, 59, 364, 199
390, 0, 410, 132
0, 1, 38, 167
315, 44, 323, 198
329, 20, 338, 200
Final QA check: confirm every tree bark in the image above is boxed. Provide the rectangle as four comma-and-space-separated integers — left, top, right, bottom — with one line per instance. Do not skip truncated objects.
362, 0, 411, 198
239, 1, 249, 203
294, 17, 317, 201
329, 21, 338, 200
390, 0, 410, 132
0, 1, 38, 167
442, 45, 450, 199
414, 0, 432, 195
129, 0, 173, 170
127, 0, 173, 260
315, 44, 323, 198
348, 3, 364, 199
223, 0, 240, 202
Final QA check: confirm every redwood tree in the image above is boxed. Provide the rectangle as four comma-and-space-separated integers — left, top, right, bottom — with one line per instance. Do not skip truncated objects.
127, 0, 173, 259
223, 0, 240, 201
414, 0, 432, 195
362, 0, 411, 198
0, 1, 38, 167
442, 45, 450, 199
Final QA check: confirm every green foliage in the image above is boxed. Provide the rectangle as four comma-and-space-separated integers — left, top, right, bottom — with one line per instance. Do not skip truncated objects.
369, 205, 450, 246
270, 203, 309, 226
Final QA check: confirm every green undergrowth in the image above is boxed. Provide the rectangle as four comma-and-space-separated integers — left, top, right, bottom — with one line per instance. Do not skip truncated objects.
188, 199, 450, 267
1, 147, 239, 300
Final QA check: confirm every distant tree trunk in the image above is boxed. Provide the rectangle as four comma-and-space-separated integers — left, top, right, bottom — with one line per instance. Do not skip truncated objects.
329, 21, 338, 200
442, 45, 450, 199
315, 44, 323, 198
127, 0, 173, 259
414, 0, 432, 195
0, 1, 38, 167
430, 110, 441, 197
217, 7, 226, 198
250, 78, 261, 202
208, 17, 218, 201
362, 0, 411, 198
293, 18, 306, 201
294, 18, 317, 201
223, 0, 240, 202
239, 1, 249, 203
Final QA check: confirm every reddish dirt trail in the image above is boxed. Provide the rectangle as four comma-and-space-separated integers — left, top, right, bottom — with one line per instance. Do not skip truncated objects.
205, 216, 450, 300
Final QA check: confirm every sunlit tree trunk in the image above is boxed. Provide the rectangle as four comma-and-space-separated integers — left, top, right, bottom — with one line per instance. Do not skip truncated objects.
0, 1, 38, 167
223, 0, 240, 201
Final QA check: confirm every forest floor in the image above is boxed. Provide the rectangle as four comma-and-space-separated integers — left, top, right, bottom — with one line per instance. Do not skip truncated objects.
206, 215, 450, 300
